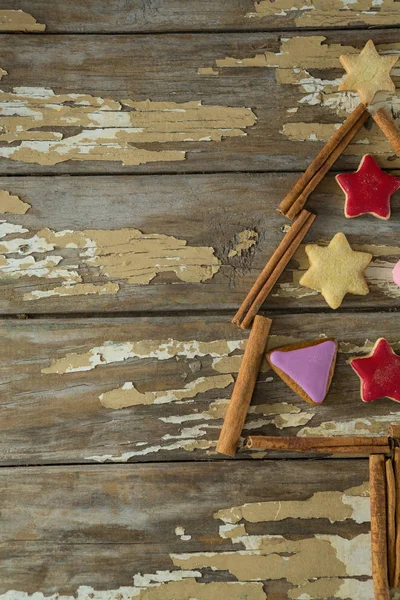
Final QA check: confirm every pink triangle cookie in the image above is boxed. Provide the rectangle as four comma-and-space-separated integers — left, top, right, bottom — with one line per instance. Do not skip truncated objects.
267, 339, 338, 406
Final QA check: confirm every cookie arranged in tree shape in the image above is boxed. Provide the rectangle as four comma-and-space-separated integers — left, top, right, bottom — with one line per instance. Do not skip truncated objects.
350, 338, 400, 403
267, 339, 338, 406
299, 232, 372, 310
336, 154, 400, 220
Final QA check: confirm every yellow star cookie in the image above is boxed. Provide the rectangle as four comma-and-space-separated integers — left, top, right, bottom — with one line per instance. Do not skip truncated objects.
299, 232, 372, 310
339, 39, 398, 105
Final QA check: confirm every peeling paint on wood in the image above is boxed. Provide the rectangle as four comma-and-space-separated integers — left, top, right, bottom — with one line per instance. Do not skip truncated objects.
215, 482, 370, 524
99, 374, 234, 409
42, 338, 245, 374
247, 0, 400, 27
0, 204, 221, 300
0, 10, 45, 32
0, 191, 30, 214
298, 412, 400, 437
0, 79, 256, 166
198, 34, 400, 162
0, 580, 267, 600
228, 229, 258, 257
172, 480, 372, 597
4, 315, 400, 464
0, 461, 371, 596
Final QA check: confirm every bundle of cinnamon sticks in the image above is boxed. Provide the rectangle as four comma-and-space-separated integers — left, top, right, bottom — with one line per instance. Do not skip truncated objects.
369, 426, 400, 599
278, 103, 369, 220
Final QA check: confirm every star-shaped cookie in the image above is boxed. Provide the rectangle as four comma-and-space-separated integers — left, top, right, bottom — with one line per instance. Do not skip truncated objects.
299, 232, 372, 309
339, 39, 398, 105
350, 338, 400, 402
336, 154, 400, 220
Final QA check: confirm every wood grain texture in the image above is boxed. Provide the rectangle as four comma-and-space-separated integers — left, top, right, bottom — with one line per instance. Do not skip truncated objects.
0, 461, 371, 595
1, 30, 400, 174
2, 174, 400, 314
1, 0, 399, 32
2, 313, 400, 466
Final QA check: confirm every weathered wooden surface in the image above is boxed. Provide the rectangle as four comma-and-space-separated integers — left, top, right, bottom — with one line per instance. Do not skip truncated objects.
1, 1, 400, 32
1, 173, 400, 314
1, 313, 399, 466
0, 460, 371, 596
1, 31, 400, 174
3, 1, 400, 596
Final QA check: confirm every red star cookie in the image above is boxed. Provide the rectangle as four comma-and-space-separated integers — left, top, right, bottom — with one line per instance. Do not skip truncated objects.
350, 338, 400, 403
336, 155, 400, 220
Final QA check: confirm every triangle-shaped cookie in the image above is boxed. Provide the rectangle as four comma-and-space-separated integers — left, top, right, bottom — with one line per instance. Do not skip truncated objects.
267, 339, 338, 406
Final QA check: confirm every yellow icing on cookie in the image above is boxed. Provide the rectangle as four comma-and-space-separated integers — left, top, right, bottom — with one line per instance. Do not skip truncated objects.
299, 232, 372, 310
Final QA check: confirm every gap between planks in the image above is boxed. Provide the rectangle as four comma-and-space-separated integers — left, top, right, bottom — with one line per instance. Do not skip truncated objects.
0, 456, 372, 470
4, 26, 400, 36
2, 306, 400, 320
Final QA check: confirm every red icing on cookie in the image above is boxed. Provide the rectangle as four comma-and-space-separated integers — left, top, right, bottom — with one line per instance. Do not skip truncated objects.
336, 154, 400, 220
350, 338, 400, 402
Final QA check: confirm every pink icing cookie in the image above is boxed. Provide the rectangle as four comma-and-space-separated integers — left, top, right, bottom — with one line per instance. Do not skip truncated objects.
393, 260, 400, 288
267, 339, 338, 406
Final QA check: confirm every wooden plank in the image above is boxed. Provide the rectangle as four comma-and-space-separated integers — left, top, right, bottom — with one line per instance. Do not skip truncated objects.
0, 1, 399, 32
1, 173, 400, 314
0, 461, 371, 596
1, 313, 399, 465
0, 30, 400, 174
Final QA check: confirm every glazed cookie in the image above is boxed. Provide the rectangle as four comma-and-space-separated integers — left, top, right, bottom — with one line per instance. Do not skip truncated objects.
299, 232, 372, 310
336, 154, 400, 220
350, 338, 400, 403
339, 39, 398, 105
267, 338, 338, 406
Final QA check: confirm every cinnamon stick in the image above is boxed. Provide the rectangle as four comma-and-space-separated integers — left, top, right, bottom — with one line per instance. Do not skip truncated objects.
245, 436, 389, 455
385, 458, 396, 588
278, 103, 368, 220
285, 109, 369, 220
373, 107, 400, 157
393, 448, 400, 588
389, 423, 400, 439
216, 315, 272, 456
233, 210, 315, 330
370, 454, 390, 600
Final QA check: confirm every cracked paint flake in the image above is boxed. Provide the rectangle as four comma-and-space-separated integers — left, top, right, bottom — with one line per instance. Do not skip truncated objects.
298, 412, 400, 437
0, 78, 256, 166
99, 374, 234, 409
247, 0, 400, 27
0, 209, 221, 300
25, 283, 119, 300
0, 10, 45, 32
0, 191, 30, 214
172, 534, 371, 587
87, 438, 216, 462
0, 580, 266, 600
228, 229, 258, 258
42, 338, 245, 374
214, 482, 370, 525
